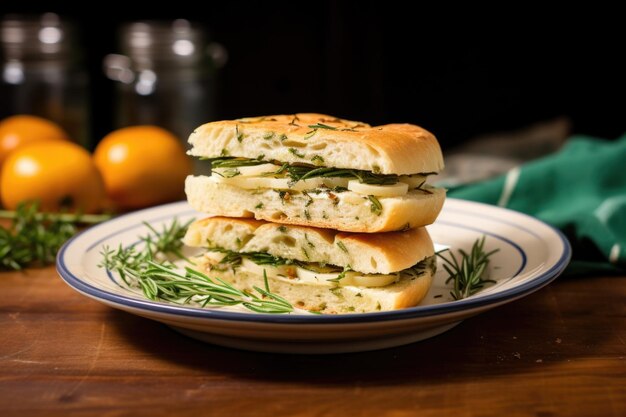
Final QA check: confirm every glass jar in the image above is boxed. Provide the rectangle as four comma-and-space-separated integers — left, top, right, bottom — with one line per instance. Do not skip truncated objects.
0, 13, 90, 148
104, 19, 226, 171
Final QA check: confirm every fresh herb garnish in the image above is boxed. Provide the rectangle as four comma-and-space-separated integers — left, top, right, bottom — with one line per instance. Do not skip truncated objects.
289, 115, 300, 126
402, 257, 434, 279
235, 125, 244, 142
303, 191, 314, 207
282, 165, 398, 185
115, 261, 292, 313
0, 202, 111, 270
336, 241, 349, 253
367, 195, 383, 215
288, 148, 306, 158
209, 248, 294, 268
327, 265, 353, 283
308, 123, 337, 130
212, 168, 240, 178
210, 156, 404, 186
209, 157, 268, 169
437, 237, 499, 300
304, 233, 315, 248
140, 217, 193, 260
100, 220, 293, 314
310, 155, 325, 165
277, 190, 291, 204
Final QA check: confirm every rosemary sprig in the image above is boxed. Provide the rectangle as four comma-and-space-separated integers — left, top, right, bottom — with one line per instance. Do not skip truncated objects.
288, 115, 300, 126
326, 265, 353, 284
307, 123, 337, 130
141, 218, 193, 261
367, 195, 383, 215
437, 237, 499, 300
209, 157, 267, 168
0, 202, 111, 270
209, 247, 295, 268
287, 166, 398, 185
206, 157, 403, 185
288, 148, 306, 158
100, 220, 294, 314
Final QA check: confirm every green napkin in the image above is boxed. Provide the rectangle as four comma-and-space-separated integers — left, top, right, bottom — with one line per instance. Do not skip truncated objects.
448, 134, 626, 276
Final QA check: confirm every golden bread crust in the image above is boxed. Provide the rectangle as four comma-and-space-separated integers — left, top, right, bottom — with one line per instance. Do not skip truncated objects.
188, 113, 444, 175
184, 216, 434, 274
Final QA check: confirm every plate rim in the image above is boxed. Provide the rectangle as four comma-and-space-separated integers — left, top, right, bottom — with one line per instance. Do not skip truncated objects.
56, 199, 571, 325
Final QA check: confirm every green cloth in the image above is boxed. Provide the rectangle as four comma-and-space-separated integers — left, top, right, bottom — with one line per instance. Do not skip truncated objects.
448, 134, 626, 276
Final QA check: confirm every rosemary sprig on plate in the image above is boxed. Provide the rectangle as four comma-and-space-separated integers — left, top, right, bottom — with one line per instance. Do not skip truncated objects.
99, 219, 294, 314
437, 236, 499, 300
0, 202, 111, 270
141, 218, 192, 260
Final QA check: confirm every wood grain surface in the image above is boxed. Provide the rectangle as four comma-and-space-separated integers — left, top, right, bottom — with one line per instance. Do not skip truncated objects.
0, 266, 624, 417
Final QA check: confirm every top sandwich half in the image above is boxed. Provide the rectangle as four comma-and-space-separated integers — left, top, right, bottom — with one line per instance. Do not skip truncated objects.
186, 113, 446, 233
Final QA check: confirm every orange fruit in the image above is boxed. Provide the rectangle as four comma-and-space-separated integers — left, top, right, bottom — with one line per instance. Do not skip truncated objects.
93, 126, 192, 210
1, 141, 106, 213
0, 115, 69, 169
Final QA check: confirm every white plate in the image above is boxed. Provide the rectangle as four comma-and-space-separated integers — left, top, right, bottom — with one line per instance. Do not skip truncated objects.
56, 198, 571, 354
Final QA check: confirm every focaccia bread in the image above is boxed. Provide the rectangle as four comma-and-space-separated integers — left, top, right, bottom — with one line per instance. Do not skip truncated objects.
188, 113, 444, 175
184, 217, 436, 314
183, 216, 434, 274
185, 113, 446, 232
191, 258, 435, 314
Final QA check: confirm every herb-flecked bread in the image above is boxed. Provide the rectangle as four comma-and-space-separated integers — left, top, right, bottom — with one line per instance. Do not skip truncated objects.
184, 217, 436, 314
185, 113, 445, 232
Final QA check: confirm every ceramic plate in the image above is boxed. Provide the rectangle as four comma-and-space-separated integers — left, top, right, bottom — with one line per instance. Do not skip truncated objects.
56, 199, 571, 354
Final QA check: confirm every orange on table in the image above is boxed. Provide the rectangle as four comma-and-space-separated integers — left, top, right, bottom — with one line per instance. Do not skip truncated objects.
0, 115, 69, 169
93, 125, 192, 210
0, 141, 106, 213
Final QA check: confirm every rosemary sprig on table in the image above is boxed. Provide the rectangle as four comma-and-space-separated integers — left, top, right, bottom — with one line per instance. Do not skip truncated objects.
100, 219, 294, 314
0, 202, 111, 270
437, 237, 499, 300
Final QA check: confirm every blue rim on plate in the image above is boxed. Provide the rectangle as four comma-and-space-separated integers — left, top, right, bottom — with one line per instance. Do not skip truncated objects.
56, 199, 571, 324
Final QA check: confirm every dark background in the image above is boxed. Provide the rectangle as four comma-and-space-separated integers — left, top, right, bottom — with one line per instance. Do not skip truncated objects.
2, 1, 624, 150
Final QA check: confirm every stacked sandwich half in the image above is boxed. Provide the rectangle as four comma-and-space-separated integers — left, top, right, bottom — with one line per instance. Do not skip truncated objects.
183, 113, 445, 314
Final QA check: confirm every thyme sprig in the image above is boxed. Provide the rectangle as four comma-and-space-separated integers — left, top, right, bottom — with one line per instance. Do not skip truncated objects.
100, 219, 294, 314
437, 237, 499, 300
0, 202, 111, 270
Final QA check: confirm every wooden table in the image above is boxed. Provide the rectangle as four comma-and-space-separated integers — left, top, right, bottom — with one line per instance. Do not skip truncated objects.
1, 266, 624, 417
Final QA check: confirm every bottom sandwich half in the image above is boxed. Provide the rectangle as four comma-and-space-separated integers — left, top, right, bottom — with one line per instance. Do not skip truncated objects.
183, 217, 436, 314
